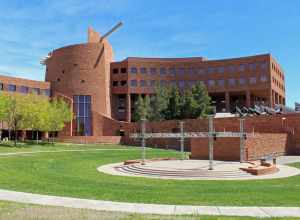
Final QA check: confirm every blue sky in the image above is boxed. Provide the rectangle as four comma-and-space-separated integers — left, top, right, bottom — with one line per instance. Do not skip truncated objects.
0, 0, 299, 106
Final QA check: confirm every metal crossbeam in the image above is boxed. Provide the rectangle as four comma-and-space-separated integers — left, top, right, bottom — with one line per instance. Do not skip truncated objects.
130, 131, 251, 139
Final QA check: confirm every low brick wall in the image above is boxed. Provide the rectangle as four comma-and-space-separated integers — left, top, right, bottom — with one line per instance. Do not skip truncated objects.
190, 137, 241, 161
190, 133, 288, 161
245, 133, 288, 160
58, 136, 121, 144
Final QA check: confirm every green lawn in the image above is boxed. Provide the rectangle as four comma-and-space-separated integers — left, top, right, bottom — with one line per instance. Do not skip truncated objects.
0, 141, 128, 153
0, 201, 300, 220
0, 143, 300, 207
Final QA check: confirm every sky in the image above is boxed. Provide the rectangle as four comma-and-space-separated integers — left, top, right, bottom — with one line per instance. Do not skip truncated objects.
0, 0, 299, 106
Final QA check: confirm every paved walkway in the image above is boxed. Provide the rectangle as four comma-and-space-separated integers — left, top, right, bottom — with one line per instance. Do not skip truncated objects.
0, 189, 300, 217
0, 148, 135, 157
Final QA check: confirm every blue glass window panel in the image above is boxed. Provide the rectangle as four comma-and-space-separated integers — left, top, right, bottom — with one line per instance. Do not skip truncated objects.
44, 89, 51, 96
8, 84, 16, 91
20, 86, 29, 93
130, 67, 137, 73
160, 67, 166, 75
78, 96, 85, 103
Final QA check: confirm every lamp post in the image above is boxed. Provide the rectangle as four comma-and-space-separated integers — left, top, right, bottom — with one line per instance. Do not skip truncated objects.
239, 118, 245, 163
208, 115, 214, 170
179, 121, 185, 160
140, 118, 146, 165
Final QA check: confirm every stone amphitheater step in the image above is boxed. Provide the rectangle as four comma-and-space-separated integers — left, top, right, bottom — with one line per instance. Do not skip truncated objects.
115, 165, 253, 178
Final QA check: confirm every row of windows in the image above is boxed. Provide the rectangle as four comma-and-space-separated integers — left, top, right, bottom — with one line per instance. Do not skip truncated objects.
128, 75, 268, 88
272, 77, 285, 91
271, 62, 284, 80
0, 82, 50, 96
128, 62, 268, 75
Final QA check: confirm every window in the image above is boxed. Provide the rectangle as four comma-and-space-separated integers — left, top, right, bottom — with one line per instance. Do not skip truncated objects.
160, 67, 166, 75
81, 80, 85, 83
112, 68, 119, 74
260, 75, 268, 82
150, 68, 157, 74
43, 89, 51, 96
169, 67, 176, 75
120, 80, 127, 86
150, 80, 156, 87
32, 88, 40, 95
120, 68, 127, 73
261, 62, 268, 69
218, 66, 225, 73
239, 78, 246, 85
0, 83, 3, 90
228, 65, 235, 73
178, 68, 185, 75
130, 80, 137, 87
73, 95, 92, 136
8, 84, 16, 92
57, 78, 60, 82
113, 81, 118, 87
140, 80, 147, 87
217, 79, 225, 87
198, 68, 205, 75
239, 64, 245, 71
208, 80, 215, 87
62, 70, 65, 74
178, 80, 185, 88
140, 67, 147, 74
20, 86, 29, 93
208, 67, 215, 74
188, 68, 196, 75
249, 76, 257, 84
249, 63, 256, 70
160, 80, 167, 86
130, 67, 137, 73
228, 78, 236, 86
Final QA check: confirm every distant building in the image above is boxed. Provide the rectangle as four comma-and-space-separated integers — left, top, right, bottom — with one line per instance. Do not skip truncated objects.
296, 102, 300, 111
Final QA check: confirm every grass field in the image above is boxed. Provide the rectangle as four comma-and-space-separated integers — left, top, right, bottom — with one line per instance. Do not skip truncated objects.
0, 143, 300, 207
1, 201, 300, 220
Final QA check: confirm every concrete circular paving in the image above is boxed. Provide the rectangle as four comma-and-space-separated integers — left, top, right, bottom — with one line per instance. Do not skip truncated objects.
98, 159, 300, 180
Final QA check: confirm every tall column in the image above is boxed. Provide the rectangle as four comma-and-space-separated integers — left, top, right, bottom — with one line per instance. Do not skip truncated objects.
246, 90, 251, 108
126, 93, 131, 122
225, 92, 230, 112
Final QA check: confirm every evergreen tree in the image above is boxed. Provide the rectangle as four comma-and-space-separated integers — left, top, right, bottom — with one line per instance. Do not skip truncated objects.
133, 95, 146, 122
150, 85, 169, 121
165, 86, 182, 120
191, 82, 212, 118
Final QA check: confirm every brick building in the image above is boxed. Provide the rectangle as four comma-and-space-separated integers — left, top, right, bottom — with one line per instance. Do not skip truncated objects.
111, 55, 285, 122
0, 27, 298, 161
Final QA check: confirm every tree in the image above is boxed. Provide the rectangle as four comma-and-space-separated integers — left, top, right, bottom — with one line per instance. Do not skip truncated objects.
0, 92, 9, 140
23, 93, 50, 143
133, 95, 153, 122
43, 98, 73, 143
145, 82, 212, 121
150, 85, 169, 121
190, 82, 212, 118
165, 86, 182, 120
4, 93, 29, 146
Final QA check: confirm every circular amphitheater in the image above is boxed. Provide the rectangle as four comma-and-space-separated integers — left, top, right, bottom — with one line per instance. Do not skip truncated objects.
98, 159, 300, 180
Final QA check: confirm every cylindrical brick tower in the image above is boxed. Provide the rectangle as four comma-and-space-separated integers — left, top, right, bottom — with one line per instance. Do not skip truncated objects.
45, 28, 113, 137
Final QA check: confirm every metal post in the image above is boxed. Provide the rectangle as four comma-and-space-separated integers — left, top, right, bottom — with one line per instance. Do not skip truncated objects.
239, 118, 245, 163
208, 115, 214, 170
179, 121, 184, 160
141, 118, 146, 165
